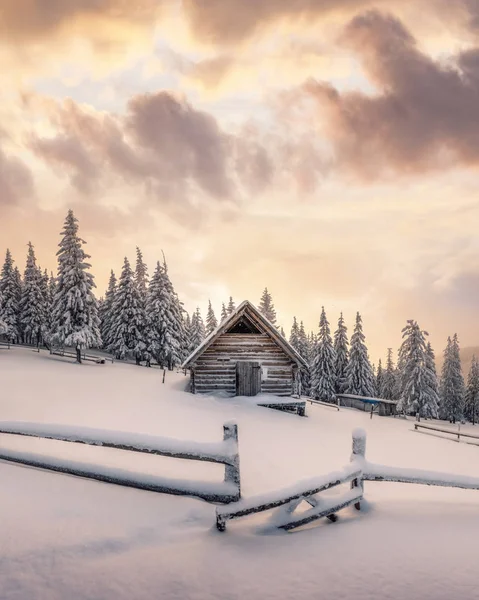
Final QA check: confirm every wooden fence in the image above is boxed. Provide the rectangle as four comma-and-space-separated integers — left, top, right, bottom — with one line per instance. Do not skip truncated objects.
217, 428, 479, 532
413, 422, 479, 443
0, 421, 240, 504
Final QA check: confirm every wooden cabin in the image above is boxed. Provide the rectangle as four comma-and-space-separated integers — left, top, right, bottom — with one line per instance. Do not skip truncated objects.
183, 301, 307, 397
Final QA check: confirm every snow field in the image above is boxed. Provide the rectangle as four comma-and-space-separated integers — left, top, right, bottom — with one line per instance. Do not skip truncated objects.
2, 347, 479, 599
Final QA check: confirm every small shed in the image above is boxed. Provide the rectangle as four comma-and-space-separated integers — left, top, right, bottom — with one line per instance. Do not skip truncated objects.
183, 301, 307, 397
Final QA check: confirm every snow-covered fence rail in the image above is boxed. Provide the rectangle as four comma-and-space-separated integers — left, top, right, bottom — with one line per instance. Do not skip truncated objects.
0, 421, 240, 504
413, 422, 479, 443
216, 463, 362, 531
351, 429, 479, 510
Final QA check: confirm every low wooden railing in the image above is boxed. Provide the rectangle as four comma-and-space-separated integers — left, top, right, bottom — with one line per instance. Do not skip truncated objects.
0, 421, 240, 504
413, 422, 479, 443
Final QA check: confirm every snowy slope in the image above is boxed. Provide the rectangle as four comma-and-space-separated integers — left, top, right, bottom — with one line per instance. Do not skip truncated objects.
1, 348, 479, 599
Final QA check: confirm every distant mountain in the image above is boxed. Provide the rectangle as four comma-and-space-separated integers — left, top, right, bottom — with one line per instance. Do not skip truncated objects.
436, 346, 479, 376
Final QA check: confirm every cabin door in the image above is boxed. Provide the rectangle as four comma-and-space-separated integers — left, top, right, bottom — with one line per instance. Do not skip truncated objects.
236, 361, 261, 396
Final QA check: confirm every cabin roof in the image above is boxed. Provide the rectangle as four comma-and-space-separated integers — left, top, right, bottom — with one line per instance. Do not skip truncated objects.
182, 300, 308, 369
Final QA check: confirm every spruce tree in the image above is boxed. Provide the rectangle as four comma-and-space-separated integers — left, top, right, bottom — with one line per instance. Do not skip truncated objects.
227, 296, 235, 315
397, 321, 438, 418
100, 270, 117, 351
19, 243, 46, 346
134, 247, 148, 361
145, 259, 184, 369
50, 210, 101, 362
258, 287, 277, 325
381, 348, 396, 400
440, 334, 465, 423
465, 356, 479, 424
296, 321, 310, 395
0, 249, 20, 343
289, 317, 300, 351
376, 359, 383, 397
424, 342, 440, 418
220, 303, 228, 321
310, 307, 336, 402
189, 307, 206, 352
345, 312, 375, 397
333, 312, 349, 393
109, 257, 145, 363
206, 300, 218, 336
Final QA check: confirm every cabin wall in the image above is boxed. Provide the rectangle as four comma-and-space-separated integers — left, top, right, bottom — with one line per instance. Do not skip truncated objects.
191, 333, 294, 397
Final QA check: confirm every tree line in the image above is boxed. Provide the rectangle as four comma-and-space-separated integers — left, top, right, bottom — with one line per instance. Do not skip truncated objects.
1, 210, 478, 423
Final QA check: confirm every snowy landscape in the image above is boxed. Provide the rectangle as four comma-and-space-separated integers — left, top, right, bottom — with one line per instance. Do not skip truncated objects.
2, 1, 479, 598
2, 347, 479, 599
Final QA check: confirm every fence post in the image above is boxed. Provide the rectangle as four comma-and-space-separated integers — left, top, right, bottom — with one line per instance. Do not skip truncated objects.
162, 368, 166, 384
223, 422, 240, 502
351, 428, 366, 510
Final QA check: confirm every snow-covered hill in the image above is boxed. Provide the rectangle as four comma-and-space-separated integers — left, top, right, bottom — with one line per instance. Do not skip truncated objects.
1, 348, 479, 600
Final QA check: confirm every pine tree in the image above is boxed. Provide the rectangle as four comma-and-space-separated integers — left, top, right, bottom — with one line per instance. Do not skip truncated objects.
440, 334, 465, 423
189, 307, 205, 352
100, 270, 117, 351
109, 257, 145, 363
464, 356, 479, 424
50, 210, 101, 362
145, 259, 184, 369
424, 342, 440, 419
19, 243, 46, 346
220, 303, 228, 321
397, 321, 438, 418
258, 287, 277, 325
0, 249, 21, 343
333, 312, 349, 393
289, 317, 300, 351
376, 359, 383, 397
345, 312, 375, 397
227, 296, 235, 315
134, 247, 148, 361
310, 307, 336, 402
381, 348, 396, 400
296, 321, 310, 396
206, 300, 218, 336
183, 312, 192, 358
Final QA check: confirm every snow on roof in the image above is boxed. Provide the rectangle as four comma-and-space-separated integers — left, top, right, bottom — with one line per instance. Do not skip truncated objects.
183, 300, 307, 369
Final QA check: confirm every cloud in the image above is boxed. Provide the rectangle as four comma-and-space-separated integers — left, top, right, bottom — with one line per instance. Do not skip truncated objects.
0, 146, 34, 206
27, 92, 282, 209
291, 10, 479, 179
181, 0, 390, 45
0, 0, 163, 42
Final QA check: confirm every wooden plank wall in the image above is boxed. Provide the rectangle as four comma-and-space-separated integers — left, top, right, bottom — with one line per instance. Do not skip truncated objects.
193, 333, 294, 396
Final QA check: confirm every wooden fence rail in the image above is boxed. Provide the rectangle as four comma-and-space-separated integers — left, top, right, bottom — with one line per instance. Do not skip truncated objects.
0, 421, 240, 504
413, 422, 479, 442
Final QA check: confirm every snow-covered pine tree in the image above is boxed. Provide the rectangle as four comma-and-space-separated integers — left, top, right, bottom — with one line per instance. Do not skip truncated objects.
258, 288, 277, 325
100, 270, 117, 351
206, 300, 218, 336
50, 210, 101, 362
19, 243, 47, 346
145, 259, 184, 369
440, 334, 465, 423
0, 249, 21, 343
109, 257, 146, 363
134, 247, 148, 360
424, 342, 440, 419
397, 321, 438, 418
310, 307, 336, 402
376, 359, 383, 397
189, 307, 206, 353
381, 348, 396, 400
295, 321, 310, 396
227, 296, 235, 315
333, 312, 349, 394
345, 312, 375, 397
183, 312, 192, 358
220, 303, 228, 322
464, 356, 479, 424
289, 317, 300, 351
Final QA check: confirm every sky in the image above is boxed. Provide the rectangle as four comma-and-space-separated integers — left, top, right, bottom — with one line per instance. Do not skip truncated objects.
1, 0, 479, 363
